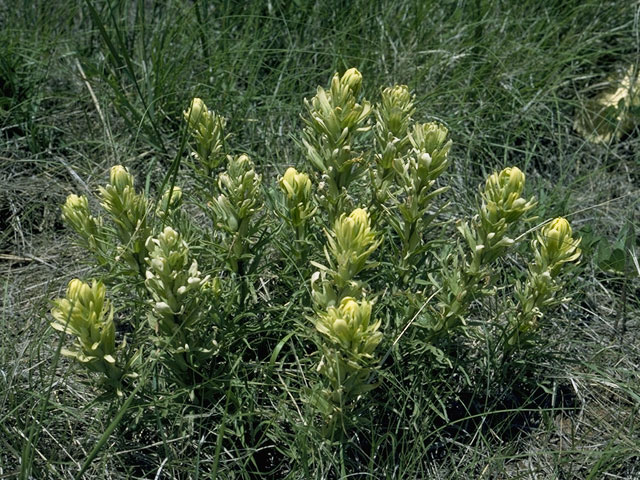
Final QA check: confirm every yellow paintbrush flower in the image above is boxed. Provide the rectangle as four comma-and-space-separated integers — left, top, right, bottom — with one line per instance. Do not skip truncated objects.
279, 167, 316, 230
326, 208, 381, 287
98, 165, 150, 274
340, 67, 363, 95
184, 97, 207, 131
280, 167, 312, 202
51, 279, 121, 382
210, 154, 262, 235
482, 167, 535, 225
302, 68, 372, 220
315, 297, 382, 356
507, 217, 582, 349
184, 97, 228, 172
144, 226, 209, 327
61, 194, 103, 252
534, 217, 582, 274
156, 185, 182, 218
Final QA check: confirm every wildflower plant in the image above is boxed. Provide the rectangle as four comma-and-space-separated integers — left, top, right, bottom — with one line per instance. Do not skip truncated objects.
208, 153, 263, 274
61, 194, 105, 257
61, 165, 153, 279
373, 84, 415, 189
465, 167, 537, 271
144, 226, 215, 384
302, 68, 372, 222
311, 208, 381, 309
184, 97, 228, 178
387, 121, 452, 280
144, 226, 209, 336
51, 68, 586, 449
506, 217, 582, 351
431, 167, 537, 338
309, 207, 383, 434
313, 297, 383, 434
98, 165, 151, 277
278, 167, 317, 243
50, 279, 130, 395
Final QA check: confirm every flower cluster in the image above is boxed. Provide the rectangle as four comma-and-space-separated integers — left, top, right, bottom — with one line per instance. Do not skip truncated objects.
144, 226, 209, 331
390, 122, 452, 277
433, 167, 537, 337
61, 194, 103, 253
462, 167, 537, 272
310, 208, 383, 434
144, 226, 217, 381
209, 154, 263, 273
184, 97, 228, 175
302, 68, 372, 221
316, 297, 382, 357
483, 167, 535, 224
279, 167, 316, 239
51, 279, 126, 393
394, 122, 452, 197
98, 165, 151, 275
155, 185, 182, 219
533, 217, 582, 275
315, 298, 382, 410
312, 208, 381, 308
374, 84, 415, 173
507, 217, 581, 348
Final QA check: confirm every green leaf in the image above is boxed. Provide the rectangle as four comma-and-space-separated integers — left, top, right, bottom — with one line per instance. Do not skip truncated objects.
598, 247, 627, 274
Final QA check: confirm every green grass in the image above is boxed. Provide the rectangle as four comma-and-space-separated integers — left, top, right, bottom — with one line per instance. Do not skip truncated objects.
1, 0, 639, 478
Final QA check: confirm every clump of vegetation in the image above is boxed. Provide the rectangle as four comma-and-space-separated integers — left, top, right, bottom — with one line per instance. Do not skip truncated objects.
52, 70, 581, 451
574, 66, 640, 143
5, 2, 639, 477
